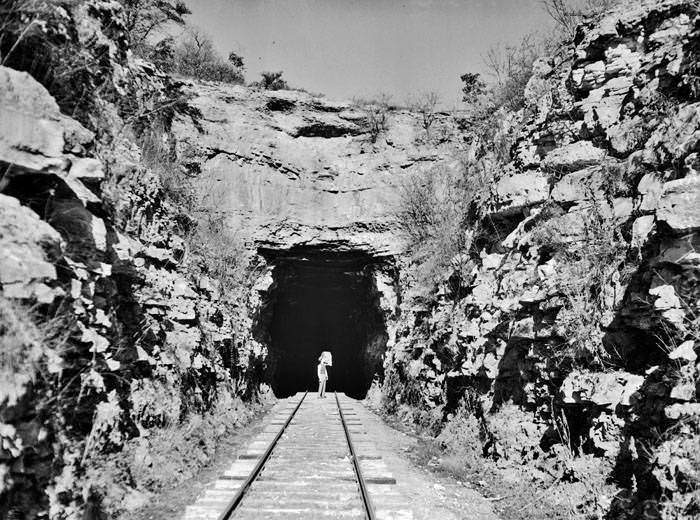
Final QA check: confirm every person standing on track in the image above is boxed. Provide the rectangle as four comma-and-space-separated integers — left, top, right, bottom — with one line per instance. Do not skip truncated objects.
317, 351, 332, 398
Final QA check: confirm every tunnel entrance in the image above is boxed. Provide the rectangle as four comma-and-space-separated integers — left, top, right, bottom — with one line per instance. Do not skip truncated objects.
258, 248, 389, 399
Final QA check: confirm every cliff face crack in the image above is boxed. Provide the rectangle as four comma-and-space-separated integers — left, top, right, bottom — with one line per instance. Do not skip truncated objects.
203, 146, 303, 180
255, 247, 388, 399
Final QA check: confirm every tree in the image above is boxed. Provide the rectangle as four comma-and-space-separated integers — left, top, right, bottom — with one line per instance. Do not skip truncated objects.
483, 35, 541, 111
460, 73, 486, 104
255, 71, 288, 90
172, 29, 244, 83
541, 0, 619, 41
409, 91, 441, 138
120, 0, 191, 50
355, 93, 392, 143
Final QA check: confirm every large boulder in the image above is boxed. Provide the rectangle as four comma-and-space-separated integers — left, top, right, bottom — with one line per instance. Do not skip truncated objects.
541, 141, 606, 173
657, 176, 700, 234
560, 370, 645, 409
0, 67, 66, 173
0, 194, 63, 302
0, 66, 103, 205
494, 171, 549, 212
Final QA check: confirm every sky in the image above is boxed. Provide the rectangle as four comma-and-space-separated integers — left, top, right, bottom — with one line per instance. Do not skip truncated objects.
188, 0, 553, 107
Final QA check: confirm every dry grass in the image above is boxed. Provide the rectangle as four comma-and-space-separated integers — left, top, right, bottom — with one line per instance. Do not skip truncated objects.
137, 120, 256, 295
0, 296, 42, 389
405, 404, 569, 520
393, 158, 495, 297
530, 197, 635, 365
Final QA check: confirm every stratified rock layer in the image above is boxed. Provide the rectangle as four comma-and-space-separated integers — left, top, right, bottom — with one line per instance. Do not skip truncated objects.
382, 1, 699, 516
172, 85, 459, 256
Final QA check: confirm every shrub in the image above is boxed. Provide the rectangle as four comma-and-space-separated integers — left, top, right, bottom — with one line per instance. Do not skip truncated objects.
437, 399, 484, 457
138, 120, 196, 208
542, 0, 620, 42
120, 0, 191, 53
460, 72, 486, 104
530, 197, 635, 364
0, 297, 43, 410
0, 0, 120, 123
138, 120, 254, 295
483, 34, 542, 112
139, 110, 258, 297
394, 154, 497, 294
252, 70, 289, 90
354, 93, 393, 143
184, 215, 255, 295
157, 29, 244, 84
395, 167, 470, 290
656, 415, 700, 520
408, 91, 441, 139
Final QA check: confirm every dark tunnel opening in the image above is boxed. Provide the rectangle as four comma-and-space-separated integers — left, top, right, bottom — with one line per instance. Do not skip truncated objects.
257, 248, 388, 399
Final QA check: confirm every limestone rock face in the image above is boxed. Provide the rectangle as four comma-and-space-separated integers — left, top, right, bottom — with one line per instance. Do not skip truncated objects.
541, 141, 606, 173
0, 44, 263, 520
495, 172, 549, 212
0, 194, 63, 302
0, 68, 66, 173
0, 66, 98, 181
657, 176, 700, 233
382, 3, 700, 516
172, 86, 459, 256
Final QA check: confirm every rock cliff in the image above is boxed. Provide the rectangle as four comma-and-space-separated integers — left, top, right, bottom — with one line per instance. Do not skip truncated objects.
379, 1, 700, 517
0, 4, 264, 517
170, 82, 459, 256
1, 0, 698, 519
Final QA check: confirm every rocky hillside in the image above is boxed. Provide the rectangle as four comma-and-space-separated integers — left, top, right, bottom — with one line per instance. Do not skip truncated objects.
0, 0, 698, 519
0, 2, 459, 517
0, 4, 265, 517
377, 1, 699, 518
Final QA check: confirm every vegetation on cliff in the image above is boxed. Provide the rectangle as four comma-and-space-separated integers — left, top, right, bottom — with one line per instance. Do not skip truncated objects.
383, 1, 700, 519
0, 1, 698, 520
0, 2, 265, 518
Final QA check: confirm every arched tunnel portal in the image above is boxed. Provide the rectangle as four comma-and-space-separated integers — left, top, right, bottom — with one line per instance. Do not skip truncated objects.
255, 247, 392, 399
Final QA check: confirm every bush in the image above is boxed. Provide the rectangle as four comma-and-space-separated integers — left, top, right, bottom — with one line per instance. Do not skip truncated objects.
120, 0, 191, 53
353, 93, 393, 143
530, 196, 635, 364
483, 34, 542, 112
394, 156, 497, 294
252, 70, 289, 90
138, 121, 196, 208
408, 91, 441, 139
184, 215, 255, 295
155, 29, 244, 84
460, 72, 486, 104
437, 399, 484, 457
542, 0, 620, 42
138, 120, 254, 295
0, 0, 123, 123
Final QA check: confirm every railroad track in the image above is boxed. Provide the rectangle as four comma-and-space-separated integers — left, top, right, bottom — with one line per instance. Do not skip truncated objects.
184, 392, 411, 520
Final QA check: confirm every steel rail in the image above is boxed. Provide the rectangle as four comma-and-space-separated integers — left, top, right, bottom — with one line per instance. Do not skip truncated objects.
335, 391, 377, 520
217, 391, 308, 520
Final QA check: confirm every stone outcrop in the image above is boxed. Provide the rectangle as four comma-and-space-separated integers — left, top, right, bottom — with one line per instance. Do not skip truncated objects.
0, 5, 264, 517
1, 1, 698, 519
171, 84, 460, 257
381, 1, 700, 517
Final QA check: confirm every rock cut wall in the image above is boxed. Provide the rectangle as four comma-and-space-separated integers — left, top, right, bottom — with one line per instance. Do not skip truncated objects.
171, 84, 461, 257
380, 1, 700, 517
0, 4, 265, 517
